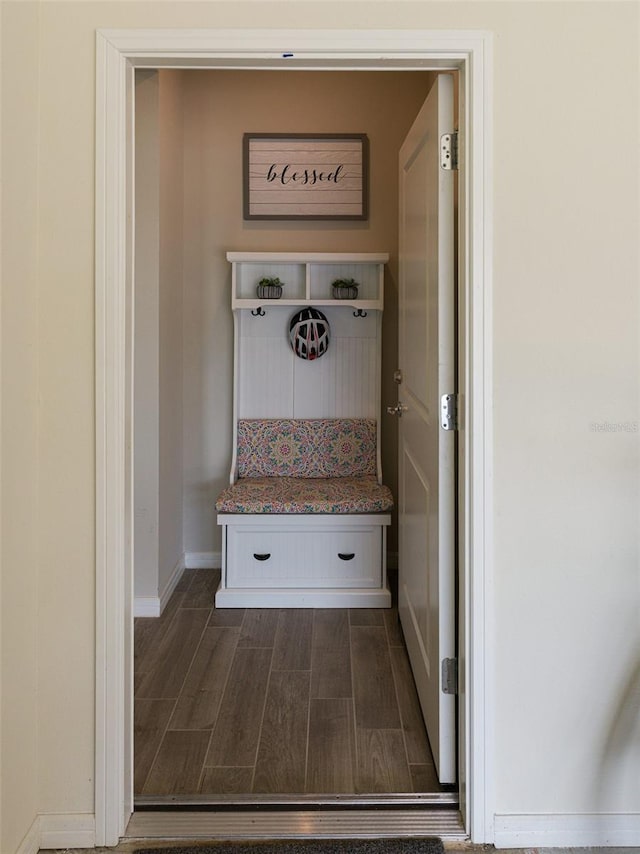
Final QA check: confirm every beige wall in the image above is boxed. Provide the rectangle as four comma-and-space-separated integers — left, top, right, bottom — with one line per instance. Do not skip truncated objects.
158, 70, 185, 592
1, 4, 40, 851
1, 2, 639, 853
181, 69, 436, 555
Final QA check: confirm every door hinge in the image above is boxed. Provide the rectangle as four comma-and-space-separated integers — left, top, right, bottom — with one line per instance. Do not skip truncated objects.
440, 393, 458, 431
440, 132, 459, 171
442, 657, 458, 695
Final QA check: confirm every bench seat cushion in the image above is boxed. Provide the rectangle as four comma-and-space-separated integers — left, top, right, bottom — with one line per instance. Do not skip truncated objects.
216, 476, 393, 515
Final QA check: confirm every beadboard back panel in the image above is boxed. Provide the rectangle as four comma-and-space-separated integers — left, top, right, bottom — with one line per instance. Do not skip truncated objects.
235, 289, 382, 423
298, 308, 378, 424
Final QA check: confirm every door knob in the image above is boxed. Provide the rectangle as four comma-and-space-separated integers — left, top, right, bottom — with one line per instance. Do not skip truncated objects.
386, 403, 408, 416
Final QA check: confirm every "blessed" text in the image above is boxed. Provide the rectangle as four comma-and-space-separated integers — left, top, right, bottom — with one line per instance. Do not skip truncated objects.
266, 163, 345, 185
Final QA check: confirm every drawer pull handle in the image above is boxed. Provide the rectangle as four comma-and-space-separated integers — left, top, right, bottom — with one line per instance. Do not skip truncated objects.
338, 552, 355, 561
253, 553, 271, 561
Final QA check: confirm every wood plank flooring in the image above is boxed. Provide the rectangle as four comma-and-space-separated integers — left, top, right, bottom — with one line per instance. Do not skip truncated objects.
134, 568, 449, 798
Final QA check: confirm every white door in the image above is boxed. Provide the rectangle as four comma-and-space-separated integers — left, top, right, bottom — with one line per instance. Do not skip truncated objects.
395, 74, 456, 784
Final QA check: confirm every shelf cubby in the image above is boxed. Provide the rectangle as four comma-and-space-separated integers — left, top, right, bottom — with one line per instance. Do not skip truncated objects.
228, 252, 388, 311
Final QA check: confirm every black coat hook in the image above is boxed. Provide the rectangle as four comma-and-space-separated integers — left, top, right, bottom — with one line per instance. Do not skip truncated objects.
353, 309, 368, 318
251, 307, 266, 316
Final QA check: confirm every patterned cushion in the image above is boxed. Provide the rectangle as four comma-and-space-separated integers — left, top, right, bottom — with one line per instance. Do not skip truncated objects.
216, 476, 393, 514
236, 418, 377, 479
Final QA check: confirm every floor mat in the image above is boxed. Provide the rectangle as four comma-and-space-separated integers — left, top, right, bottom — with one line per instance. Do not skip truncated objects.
134, 840, 444, 854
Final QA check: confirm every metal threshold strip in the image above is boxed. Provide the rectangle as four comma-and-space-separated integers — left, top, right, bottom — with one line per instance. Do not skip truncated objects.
126, 809, 465, 842
127, 794, 465, 842
135, 792, 459, 808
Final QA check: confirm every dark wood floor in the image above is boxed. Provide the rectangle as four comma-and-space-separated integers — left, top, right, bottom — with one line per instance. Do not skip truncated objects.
134, 568, 447, 798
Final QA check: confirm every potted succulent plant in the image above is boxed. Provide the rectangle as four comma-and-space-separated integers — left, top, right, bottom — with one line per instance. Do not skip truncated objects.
331, 277, 359, 300
256, 276, 283, 299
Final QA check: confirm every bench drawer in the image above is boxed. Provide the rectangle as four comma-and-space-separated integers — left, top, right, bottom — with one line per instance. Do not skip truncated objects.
226, 524, 381, 588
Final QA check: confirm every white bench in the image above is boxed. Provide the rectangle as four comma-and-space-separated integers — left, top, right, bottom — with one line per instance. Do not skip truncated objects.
215, 418, 392, 608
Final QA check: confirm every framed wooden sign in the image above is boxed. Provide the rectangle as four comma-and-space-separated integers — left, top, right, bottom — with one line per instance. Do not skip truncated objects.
243, 133, 369, 221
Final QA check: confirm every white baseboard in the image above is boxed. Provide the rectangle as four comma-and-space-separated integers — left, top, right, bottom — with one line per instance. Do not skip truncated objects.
16, 813, 96, 852
133, 595, 161, 617
134, 554, 220, 616
134, 555, 185, 617
15, 816, 40, 854
494, 811, 640, 848
185, 550, 221, 569
159, 555, 186, 611
39, 812, 95, 849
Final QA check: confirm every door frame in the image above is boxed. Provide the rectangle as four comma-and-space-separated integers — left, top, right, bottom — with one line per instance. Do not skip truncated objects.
95, 27, 494, 847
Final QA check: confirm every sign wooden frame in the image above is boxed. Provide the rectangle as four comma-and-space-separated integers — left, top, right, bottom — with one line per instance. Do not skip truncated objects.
243, 133, 369, 221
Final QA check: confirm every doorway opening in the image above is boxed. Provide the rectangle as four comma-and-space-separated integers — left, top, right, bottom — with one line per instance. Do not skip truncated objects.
132, 66, 454, 806
95, 28, 493, 848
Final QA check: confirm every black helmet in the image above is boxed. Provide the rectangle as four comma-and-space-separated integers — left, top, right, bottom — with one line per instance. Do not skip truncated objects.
289, 308, 330, 360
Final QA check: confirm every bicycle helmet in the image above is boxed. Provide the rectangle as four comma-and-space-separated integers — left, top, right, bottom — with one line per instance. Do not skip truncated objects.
289, 308, 331, 360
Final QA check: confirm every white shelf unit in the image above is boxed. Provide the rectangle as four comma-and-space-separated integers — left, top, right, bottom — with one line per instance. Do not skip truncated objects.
217, 250, 392, 608
227, 251, 388, 311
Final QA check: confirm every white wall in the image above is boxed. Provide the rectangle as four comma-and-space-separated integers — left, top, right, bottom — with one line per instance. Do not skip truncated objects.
0, 3, 639, 852
134, 70, 185, 606
489, 4, 640, 817
134, 70, 161, 600
157, 69, 185, 594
